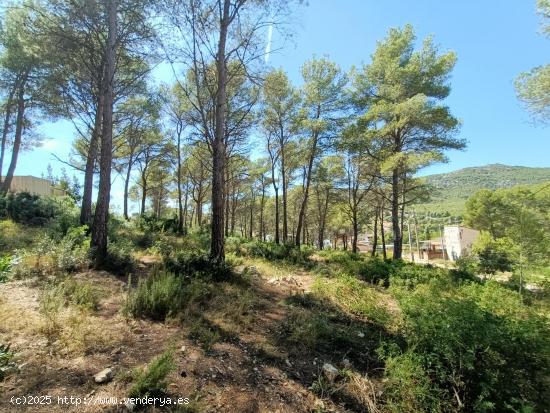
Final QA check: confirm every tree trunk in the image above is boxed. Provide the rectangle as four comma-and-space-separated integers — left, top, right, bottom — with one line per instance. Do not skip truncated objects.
91, 0, 116, 265
224, 168, 230, 236
80, 95, 103, 225
197, 198, 203, 226
259, 181, 266, 241
249, 195, 254, 239
295, 134, 318, 246
182, 177, 189, 234
352, 208, 359, 254
302, 215, 307, 246
209, 0, 230, 263
176, 130, 184, 233
281, 146, 288, 242
391, 168, 402, 259
189, 205, 194, 228
271, 163, 280, 244
123, 153, 133, 220
0, 81, 18, 184
141, 175, 147, 215
380, 206, 387, 260
1, 75, 27, 193
230, 192, 236, 234
317, 188, 330, 250
80, 77, 104, 226
371, 209, 378, 257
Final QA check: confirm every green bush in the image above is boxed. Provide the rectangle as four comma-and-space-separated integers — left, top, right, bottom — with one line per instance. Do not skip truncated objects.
394, 278, 550, 412
56, 278, 103, 311
103, 239, 135, 275
10, 227, 90, 278
0, 344, 17, 381
0, 192, 58, 225
316, 249, 361, 264
473, 233, 515, 275
0, 193, 79, 233
135, 214, 179, 234
0, 255, 12, 282
189, 320, 221, 351
228, 239, 313, 265
41, 278, 103, 312
389, 264, 443, 289
0, 220, 41, 253
356, 258, 399, 286
381, 350, 447, 413
52, 226, 90, 272
163, 250, 232, 281
128, 350, 175, 399
124, 272, 212, 321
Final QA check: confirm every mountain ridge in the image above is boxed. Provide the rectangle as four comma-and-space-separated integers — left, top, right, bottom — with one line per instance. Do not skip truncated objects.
417, 164, 550, 215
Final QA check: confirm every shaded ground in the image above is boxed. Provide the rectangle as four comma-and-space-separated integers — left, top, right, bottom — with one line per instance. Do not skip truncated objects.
0, 256, 388, 412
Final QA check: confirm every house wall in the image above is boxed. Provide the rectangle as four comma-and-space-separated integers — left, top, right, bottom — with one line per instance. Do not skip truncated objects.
444, 226, 480, 261
8, 176, 65, 197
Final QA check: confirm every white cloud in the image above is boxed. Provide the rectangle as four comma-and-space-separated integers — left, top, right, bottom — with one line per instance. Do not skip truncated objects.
41, 139, 59, 151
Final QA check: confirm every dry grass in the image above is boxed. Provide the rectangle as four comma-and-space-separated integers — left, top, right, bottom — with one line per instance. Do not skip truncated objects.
205, 282, 261, 334
0, 297, 42, 338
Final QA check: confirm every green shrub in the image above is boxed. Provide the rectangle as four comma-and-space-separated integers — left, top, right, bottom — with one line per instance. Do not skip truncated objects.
103, 239, 135, 275
135, 214, 179, 234
0, 255, 12, 282
189, 320, 220, 351
52, 226, 90, 272
0, 192, 57, 225
56, 278, 103, 311
453, 255, 481, 281
473, 233, 515, 275
389, 264, 443, 289
313, 274, 392, 327
128, 350, 175, 399
125, 272, 183, 321
317, 249, 361, 264
0, 220, 41, 253
0, 344, 17, 381
356, 258, 399, 286
46, 197, 81, 236
382, 350, 447, 413
395, 278, 550, 412
10, 227, 90, 277
228, 239, 313, 265
39, 285, 63, 337
124, 272, 212, 321
163, 251, 232, 281
40, 278, 103, 312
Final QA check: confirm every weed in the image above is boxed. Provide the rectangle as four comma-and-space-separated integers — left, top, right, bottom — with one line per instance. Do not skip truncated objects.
0, 255, 12, 282
0, 344, 17, 381
128, 349, 175, 399
189, 320, 220, 352
124, 272, 212, 321
38, 286, 63, 339
104, 239, 135, 275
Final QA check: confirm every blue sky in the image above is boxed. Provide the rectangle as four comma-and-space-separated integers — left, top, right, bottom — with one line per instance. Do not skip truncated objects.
11, 0, 549, 211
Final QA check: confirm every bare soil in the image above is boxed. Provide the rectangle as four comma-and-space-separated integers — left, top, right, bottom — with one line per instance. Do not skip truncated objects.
0, 260, 352, 413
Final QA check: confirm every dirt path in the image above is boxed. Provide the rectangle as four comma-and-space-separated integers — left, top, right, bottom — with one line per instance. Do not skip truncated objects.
0, 262, 349, 413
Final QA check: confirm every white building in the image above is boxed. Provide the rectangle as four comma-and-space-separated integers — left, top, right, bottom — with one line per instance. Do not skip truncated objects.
7, 176, 66, 197
443, 225, 479, 261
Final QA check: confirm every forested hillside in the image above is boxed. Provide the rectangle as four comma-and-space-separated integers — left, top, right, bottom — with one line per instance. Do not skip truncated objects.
416, 164, 550, 215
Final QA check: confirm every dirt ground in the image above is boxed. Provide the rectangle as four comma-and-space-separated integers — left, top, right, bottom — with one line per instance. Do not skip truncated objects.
0, 260, 351, 413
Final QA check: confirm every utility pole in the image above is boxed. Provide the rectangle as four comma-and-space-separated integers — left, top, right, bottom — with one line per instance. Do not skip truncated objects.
440, 224, 447, 264
413, 211, 421, 260
407, 220, 414, 262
